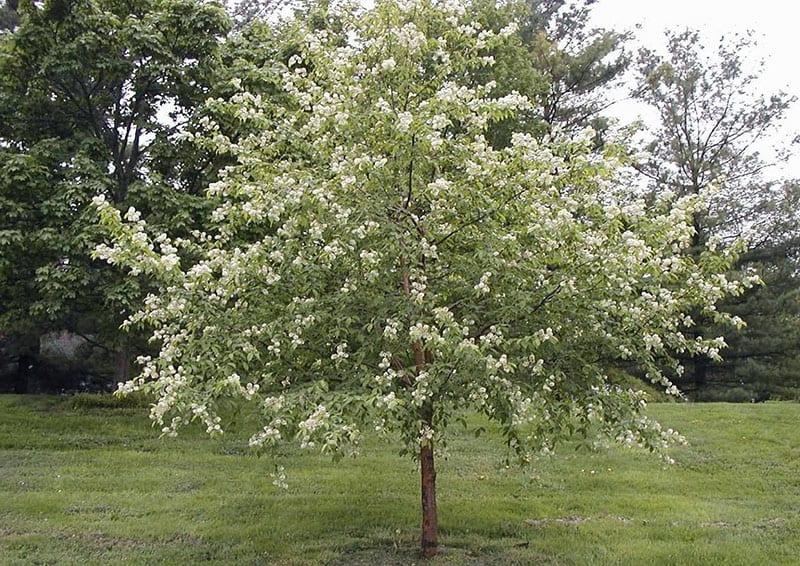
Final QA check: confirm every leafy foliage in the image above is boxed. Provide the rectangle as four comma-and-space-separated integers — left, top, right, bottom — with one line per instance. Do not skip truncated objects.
471, 0, 629, 148
95, 0, 753, 517
633, 30, 800, 393
0, 0, 230, 382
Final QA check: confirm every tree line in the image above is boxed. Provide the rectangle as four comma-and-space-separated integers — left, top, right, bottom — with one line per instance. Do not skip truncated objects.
0, 0, 798, 399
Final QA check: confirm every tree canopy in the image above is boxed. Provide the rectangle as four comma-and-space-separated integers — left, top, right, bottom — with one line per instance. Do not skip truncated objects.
94, 0, 756, 555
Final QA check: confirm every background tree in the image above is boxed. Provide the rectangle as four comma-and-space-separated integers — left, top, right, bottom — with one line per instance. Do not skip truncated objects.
223, 0, 293, 29
0, 0, 19, 32
633, 30, 800, 397
521, 0, 629, 137
471, 0, 629, 148
0, 0, 229, 389
96, 0, 753, 556
718, 179, 800, 398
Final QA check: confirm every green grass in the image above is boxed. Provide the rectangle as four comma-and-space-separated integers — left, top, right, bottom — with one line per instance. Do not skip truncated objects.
1, 396, 798, 565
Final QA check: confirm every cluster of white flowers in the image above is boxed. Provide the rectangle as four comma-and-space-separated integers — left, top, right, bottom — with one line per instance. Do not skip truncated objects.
393, 22, 427, 52
493, 92, 530, 111
331, 342, 349, 361
411, 371, 432, 406
297, 405, 330, 449
270, 465, 289, 490
380, 57, 396, 71
474, 271, 492, 295
94, 0, 754, 472
479, 325, 503, 347
419, 425, 435, 445
498, 22, 518, 38
383, 319, 401, 340
250, 424, 282, 447
377, 391, 400, 410
643, 334, 664, 352
397, 111, 414, 133
409, 274, 428, 303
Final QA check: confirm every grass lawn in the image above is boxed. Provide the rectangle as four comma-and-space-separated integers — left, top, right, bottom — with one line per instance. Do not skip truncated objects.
0, 395, 798, 565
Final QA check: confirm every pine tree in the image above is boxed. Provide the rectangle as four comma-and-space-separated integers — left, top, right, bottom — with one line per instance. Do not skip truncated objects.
633, 30, 800, 397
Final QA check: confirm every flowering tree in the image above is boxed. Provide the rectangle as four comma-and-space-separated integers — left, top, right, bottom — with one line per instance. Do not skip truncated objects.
93, 0, 756, 557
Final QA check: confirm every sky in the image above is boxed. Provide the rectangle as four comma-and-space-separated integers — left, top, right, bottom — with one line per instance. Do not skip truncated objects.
589, 0, 800, 177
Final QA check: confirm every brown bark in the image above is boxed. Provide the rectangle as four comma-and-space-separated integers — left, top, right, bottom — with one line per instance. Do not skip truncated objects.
415, 343, 438, 557
14, 334, 41, 394
420, 437, 438, 558
401, 266, 439, 557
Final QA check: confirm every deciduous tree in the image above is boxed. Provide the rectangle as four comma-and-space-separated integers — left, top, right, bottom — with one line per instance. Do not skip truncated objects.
0, 0, 229, 387
95, 0, 755, 556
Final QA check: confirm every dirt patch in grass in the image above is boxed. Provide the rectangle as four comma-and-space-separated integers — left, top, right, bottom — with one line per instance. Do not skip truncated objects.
65, 504, 117, 515
163, 533, 205, 547
755, 517, 788, 530
1, 527, 206, 552
0, 526, 25, 538
173, 480, 204, 493
699, 521, 731, 528
524, 514, 632, 528
525, 515, 589, 527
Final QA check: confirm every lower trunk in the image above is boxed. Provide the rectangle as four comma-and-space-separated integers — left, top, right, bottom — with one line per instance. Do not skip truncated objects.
420, 442, 438, 558
15, 353, 36, 393
403, 267, 438, 557
114, 344, 131, 384
693, 356, 707, 390
15, 336, 41, 393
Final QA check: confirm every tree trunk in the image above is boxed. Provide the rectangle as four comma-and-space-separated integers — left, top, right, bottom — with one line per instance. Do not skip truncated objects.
693, 356, 707, 390
14, 334, 41, 393
16, 353, 35, 393
114, 343, 131, 384
402, 267, 439, 557
420, 440, 438, 558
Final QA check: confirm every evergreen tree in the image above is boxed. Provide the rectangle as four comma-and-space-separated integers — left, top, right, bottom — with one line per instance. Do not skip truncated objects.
470, 0, 629, 148
718, 180, 800, 398
521, 0, 629, 136
633, 30, 800, 396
